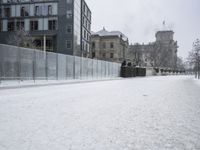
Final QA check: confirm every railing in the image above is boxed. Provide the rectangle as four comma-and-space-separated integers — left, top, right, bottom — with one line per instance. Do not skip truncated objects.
0, 44, 121, 83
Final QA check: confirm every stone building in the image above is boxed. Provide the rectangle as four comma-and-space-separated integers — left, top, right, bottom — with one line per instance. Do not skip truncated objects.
0, 0, 91, 57
127, 30, 178, 69
90, 28, 129, 63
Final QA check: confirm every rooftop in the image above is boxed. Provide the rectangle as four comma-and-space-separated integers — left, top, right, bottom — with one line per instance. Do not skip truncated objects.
92, 27, 128, 41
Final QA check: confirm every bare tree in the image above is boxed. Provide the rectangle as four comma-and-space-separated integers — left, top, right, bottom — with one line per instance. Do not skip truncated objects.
187, 39, 200, 79
176, 57, 185, 70
146, 42, 161, 67
146, 42, 175, 69
128, 43, 143, 66
7, 28, 35, 48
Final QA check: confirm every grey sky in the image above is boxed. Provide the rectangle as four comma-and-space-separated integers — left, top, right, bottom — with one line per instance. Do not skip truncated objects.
86, 0, 200, 59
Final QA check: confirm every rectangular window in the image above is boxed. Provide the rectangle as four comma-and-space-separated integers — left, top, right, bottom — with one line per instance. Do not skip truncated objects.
48, 5, 52, 15
110, 53, 114, 58
4, 7, 11, 17
103, 53, 106, 58
46, 39, 53, 51
84, 30, 86, 39
48, 20, 56, 30
66, 10, 72, 19
66, 0, 72, 4
110, 42, 114, 49
92, 52, 95, 58
35, 6, 39, 16
30, 20, 38, 31
7, 21, 14, 31
21, 6, 29, 16
92, 42, 95, 49
82, 17, 84, 25
66, 25, 72, 33
82, 42, 85, 51
103, 42, 106, 49
87, 33, 89, 41
66, 40, 72, 49
16, 20, 24, 30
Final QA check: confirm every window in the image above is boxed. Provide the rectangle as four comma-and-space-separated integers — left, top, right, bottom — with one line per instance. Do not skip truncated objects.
46, 39, 53, 51
84, 30, 86, 38
110, 42, 114, 49
4, 7, 11, 17
34, 39, 42, 49
66, 25, 72, 33
103, 42, 106, 49
7, 21, 14, 31
21, 6, 29, 16
35, 6, 39, 16
48, 20, 56, 30
30, 20, 38, 31
66, 0, 72, 4
87, 33, 89, 41
110, 53, 114, 58
92, 42, 95, 49
82, 17, 84, 25
85, 20, 87, 28
66, 40, 72, 49
66, 10, 72, 19
48, 5, 52, 15
85, 43, 88, 52
16, 20, 24, 30
82, 42, 85, 51
103, 53, 106, 58
92, 52, 95, 58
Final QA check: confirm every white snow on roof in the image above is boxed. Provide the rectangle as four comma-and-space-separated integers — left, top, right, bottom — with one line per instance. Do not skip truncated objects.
92, 28, 128, 41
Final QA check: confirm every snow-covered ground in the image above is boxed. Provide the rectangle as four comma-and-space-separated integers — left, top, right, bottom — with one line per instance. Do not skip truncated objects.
0, 77, 121, 89
0, 76, 200, 150
194, 78, 200, 87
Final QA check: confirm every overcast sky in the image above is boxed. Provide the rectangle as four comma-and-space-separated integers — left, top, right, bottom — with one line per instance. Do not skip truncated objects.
86, 0, 200, 59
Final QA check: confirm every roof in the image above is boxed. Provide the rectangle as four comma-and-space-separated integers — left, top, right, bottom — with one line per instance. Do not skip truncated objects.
92, 27, 128, 41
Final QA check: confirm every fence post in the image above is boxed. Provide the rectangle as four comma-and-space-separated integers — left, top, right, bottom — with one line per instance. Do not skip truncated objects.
73, 55, 75, 79
65, 55, 68, 80
97, 59, 99, 79
101, 61, 102, 79
17, 47, 21, 83
45, 52, 48, 81
198, 61, 200, 79
105, 61, 106, 78
87, 58, 89, 79
33, 49, 36, 83
56, 53, 58, 80
0, 48, 2, 84
92, 59, 94, 79
80, 56, 82, 80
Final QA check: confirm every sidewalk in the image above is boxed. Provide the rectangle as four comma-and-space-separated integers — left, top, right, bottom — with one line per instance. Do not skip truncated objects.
0, 78, 123, 90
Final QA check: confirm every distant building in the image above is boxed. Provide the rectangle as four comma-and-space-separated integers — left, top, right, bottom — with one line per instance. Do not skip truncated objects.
90, 28, 129, 63
127, 30, 178, 69
0, 0, 91, 57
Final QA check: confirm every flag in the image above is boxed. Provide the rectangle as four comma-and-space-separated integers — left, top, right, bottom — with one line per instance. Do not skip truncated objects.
163, 21, 165, 26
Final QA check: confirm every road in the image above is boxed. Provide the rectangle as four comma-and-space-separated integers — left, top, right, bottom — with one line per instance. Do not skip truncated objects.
0, 76, 200, 150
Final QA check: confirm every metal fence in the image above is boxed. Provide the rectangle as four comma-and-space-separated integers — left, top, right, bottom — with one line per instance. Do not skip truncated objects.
0, 44, 121, 83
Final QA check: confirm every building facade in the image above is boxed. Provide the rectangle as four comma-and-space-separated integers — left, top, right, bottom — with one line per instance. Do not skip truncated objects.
127, 30, 178, 69
0, 0, 91, 56
90, 28, 129, 63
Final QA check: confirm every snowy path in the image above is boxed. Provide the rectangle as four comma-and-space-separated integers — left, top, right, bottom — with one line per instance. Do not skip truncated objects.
0, 76, 200, 150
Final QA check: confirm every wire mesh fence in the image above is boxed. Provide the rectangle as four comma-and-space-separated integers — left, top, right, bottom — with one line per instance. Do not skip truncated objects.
0, 44, 121, 84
